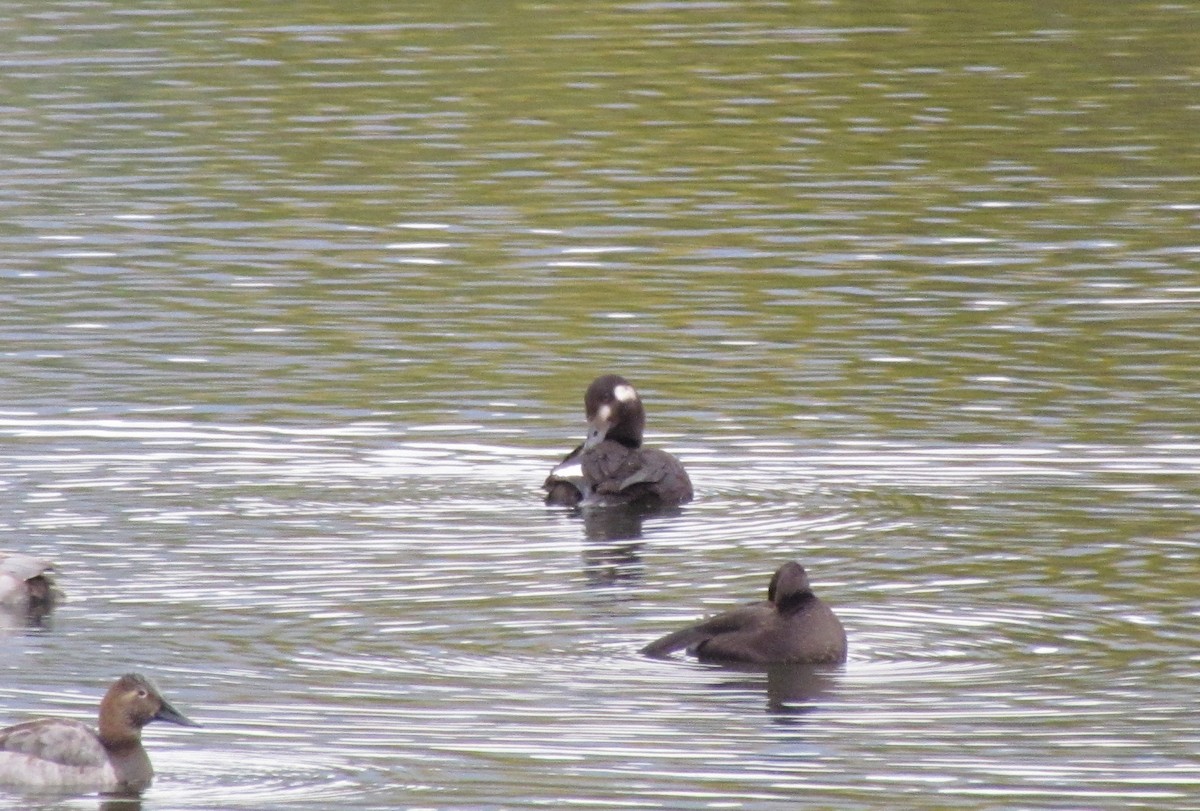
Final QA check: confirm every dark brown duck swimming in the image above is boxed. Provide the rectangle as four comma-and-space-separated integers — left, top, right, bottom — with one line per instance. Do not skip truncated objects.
543, 374, 693, 509
640, 562, 847, 664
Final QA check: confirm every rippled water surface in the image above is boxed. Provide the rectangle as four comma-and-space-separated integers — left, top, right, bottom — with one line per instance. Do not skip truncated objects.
2, 1, 1199, 809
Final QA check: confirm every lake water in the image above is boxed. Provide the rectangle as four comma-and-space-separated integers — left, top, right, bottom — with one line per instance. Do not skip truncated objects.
2, 1, 1199, 809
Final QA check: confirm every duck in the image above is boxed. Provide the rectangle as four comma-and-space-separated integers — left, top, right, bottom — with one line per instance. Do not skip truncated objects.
0, 553, 60, 611
543, 374, 693, 508
640, 561, 847, 664
0, 673, 199, 795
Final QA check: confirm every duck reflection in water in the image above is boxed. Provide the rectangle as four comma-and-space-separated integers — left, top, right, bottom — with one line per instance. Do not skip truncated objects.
577, 503, 664, 586
576, 499, 689, 586
0, 553, 61, 631
708, 661, 840, 716
100, 799, 142, 811
641, 562, 846, 713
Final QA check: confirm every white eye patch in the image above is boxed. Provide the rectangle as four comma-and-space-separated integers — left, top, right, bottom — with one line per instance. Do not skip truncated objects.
613, 384, 638, 403
597, 404, 612, 423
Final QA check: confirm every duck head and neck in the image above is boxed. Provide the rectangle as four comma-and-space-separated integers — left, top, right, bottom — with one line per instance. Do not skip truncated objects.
97, 673, 199, 751
767, 561, 818, 614
583, 374, 645, 450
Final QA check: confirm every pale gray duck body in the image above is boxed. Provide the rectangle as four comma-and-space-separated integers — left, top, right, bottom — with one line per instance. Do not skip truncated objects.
0, 673, 199, 795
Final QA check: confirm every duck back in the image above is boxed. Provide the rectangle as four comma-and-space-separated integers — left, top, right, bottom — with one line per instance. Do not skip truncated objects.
693, 599, 846, 664
545, 440, 692, 508
0, 719, 129, 792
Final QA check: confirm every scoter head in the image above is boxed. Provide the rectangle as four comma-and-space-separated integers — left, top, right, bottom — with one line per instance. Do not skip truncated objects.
767, 561, 813, 606
583, 374, 646, 450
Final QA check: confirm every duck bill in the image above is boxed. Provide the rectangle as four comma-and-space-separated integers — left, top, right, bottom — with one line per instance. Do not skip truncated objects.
583, 413, 611, 450
155, 698, 201, 728
583, 427, 606, 449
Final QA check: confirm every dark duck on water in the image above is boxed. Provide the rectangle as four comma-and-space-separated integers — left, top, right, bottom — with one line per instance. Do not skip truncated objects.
543, 374, 693, 509
640, 562, 847, 665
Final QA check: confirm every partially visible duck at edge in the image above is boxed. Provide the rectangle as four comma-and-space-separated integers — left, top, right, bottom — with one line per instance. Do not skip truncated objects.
0, 673, 200, 795
0, 553, 60, 613
543, 374, 693, 509
640, 561, 847, 665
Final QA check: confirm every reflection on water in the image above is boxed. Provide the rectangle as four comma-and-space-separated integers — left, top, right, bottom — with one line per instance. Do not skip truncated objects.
581, 536, 644, 587
100, 799, 142, 811
0, 607, 54, 638
575, 503, 686, 586
2, 0, 1200, 807
705, 662, 842, 717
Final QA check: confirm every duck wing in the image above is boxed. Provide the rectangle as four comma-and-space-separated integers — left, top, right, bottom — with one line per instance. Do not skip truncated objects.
0, 719, 107, 768
580, 441, 639, 490
586, 443, 693, 505
545, 441, 640, 505
640, 603, 768, 659
614, 448, 692, 501
543, 443, 587, 505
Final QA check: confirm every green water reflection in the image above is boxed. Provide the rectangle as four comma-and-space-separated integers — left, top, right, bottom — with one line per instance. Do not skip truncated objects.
2, 1, 1196, 446
1, 9, 1198, 805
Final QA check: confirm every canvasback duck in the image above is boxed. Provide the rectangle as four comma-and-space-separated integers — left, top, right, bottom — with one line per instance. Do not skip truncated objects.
0, 673, 199, 795
640, 561, 847, 664
0, 553, 59, 611
544, 374, 693, 508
